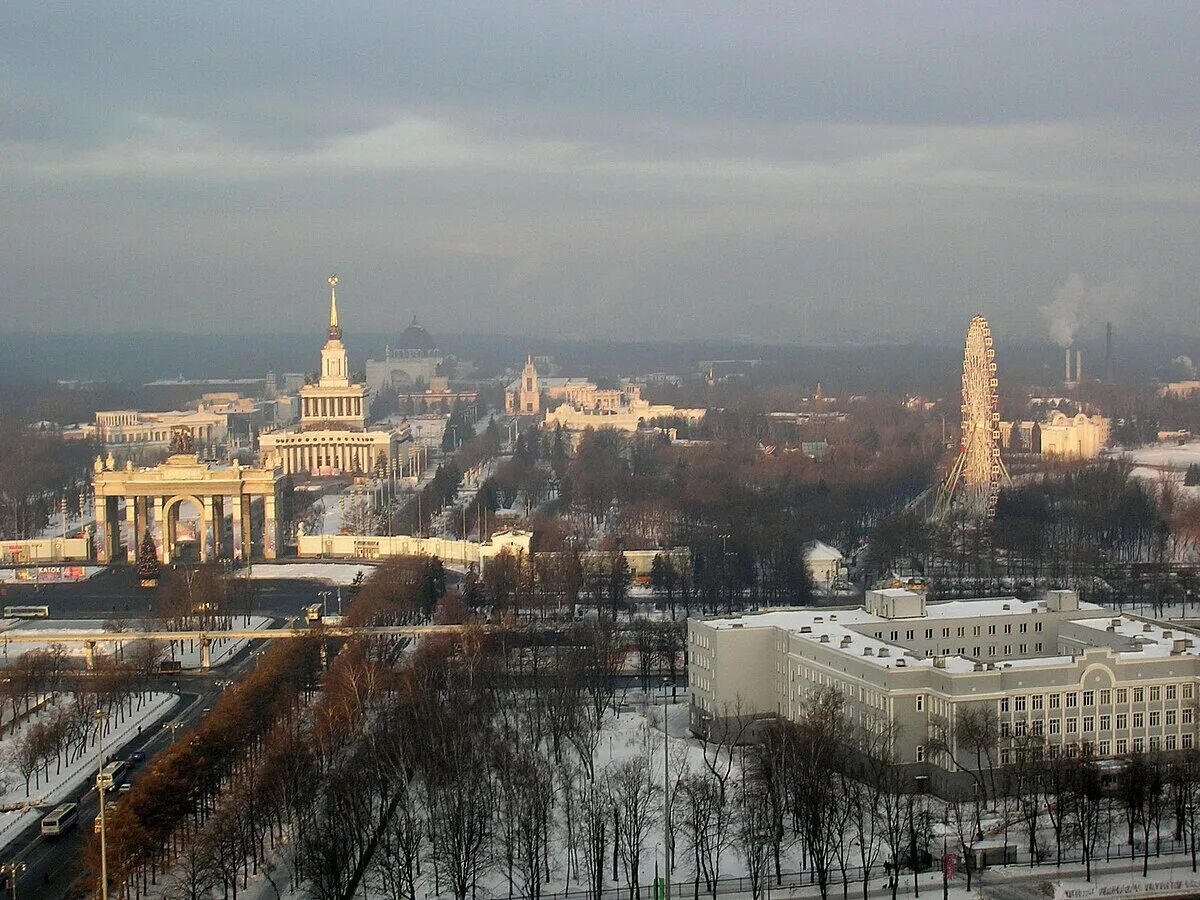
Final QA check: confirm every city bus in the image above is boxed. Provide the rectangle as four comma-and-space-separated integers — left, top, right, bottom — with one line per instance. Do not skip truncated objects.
41, 802, 79, 836
305, 603, 323, 624
3, 605, 49, 618
98, 760, 128, 790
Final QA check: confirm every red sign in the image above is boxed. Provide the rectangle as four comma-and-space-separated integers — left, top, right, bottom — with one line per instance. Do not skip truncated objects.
943, 853, 956, 880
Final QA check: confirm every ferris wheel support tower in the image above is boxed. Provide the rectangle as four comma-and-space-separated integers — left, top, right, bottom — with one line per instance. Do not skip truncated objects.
933, 315, 1010, 521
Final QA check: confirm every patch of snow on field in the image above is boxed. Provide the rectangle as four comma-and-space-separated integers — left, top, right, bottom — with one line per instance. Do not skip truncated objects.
1124, 441, 1200, 470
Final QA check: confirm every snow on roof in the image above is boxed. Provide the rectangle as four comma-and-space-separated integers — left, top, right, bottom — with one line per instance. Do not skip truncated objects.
804, 540, 843, 561
1070, 615, 1200, 659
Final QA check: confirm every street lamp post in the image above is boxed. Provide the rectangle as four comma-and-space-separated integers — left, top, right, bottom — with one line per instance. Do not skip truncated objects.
942, 810, 949, 900
2, 861, 25, 900
663, 676, 672, 900
95, 708, 108, 900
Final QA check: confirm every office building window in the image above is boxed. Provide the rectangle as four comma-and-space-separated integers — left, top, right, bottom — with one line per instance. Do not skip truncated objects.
1117, 688, 1128, 703
1100, 714, 1111, 731
1185, 684, 1194, 700
1050, 694, 1061, 709
1167, 735, 1178, 751
1184, 708, 1194, 725
1134, 688, 1145, 703
1167, 710, 1177, 726
1083, 716, 1094, 732
1083, 690, 1095, 706
1015, 696, 1026, 712
1133, 713, 1144, 728
1067, 717, 1078, 734
916, 695, 924, 712
1167, 685, 1177, 701
1185, 734, 1195, 749
1150, 712, 1160, 727
1116, 738, 1128, 755
916, 745, 925, 763
1032, 695, 1044, 711
1150, 686, 1161, 702
1049, 719, 1061, 735
1117, 714, 1128, 730
1067, 692, 1078, 708
1134, 738, 1144, 753
1100, 689, 1112, 705
1099, 740, 1111, 756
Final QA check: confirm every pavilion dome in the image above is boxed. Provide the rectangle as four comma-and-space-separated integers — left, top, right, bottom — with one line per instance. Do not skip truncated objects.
397, 317, 437, 352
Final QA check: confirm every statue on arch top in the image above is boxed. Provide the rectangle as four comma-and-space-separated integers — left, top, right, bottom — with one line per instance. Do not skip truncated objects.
169, 426, 196, 455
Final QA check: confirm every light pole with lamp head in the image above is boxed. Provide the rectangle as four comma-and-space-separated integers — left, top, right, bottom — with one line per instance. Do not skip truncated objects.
1, 861, 25, 900
94, 708, 108, 900
663, 676, 673, 899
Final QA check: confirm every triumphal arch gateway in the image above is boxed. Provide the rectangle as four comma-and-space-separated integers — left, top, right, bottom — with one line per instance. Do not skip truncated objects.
91, 431, 282, 565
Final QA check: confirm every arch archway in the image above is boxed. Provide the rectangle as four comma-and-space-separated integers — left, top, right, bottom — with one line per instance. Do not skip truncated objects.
163, 494, 206, 565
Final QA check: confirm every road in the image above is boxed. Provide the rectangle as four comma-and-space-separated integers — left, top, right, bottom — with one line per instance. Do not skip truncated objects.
3, 636, 267, 899
0, 566, 335, 621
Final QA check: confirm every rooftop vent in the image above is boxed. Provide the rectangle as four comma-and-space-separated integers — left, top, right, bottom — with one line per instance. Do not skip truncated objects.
896, 658, 907, 667
863, 647, 875, 656
814, 616, 824, 623
819, 634, 830, 643
933, 657, 947, 669
878, 648, 891, 658
973, 662, 985, 672
1111, 619, 1121, 627
840, 636, 853, 647
1174, 639, 1189, 654
1163, 631, 1173, 639
1002, 604, 1011, 611
800, 626, 812, 634
1143, 624, 1154, 633
829, 614, 838, 621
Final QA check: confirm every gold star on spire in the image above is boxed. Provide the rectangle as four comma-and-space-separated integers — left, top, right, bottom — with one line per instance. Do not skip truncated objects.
328, 273, 340, 331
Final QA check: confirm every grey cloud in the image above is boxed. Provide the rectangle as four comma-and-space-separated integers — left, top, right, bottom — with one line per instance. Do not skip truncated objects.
1, 2, 1199, 340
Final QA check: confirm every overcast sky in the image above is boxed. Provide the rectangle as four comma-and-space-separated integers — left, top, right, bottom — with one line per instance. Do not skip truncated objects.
4, 2, 1199, 344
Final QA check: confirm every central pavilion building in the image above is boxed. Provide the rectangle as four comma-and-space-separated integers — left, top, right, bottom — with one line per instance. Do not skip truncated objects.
259, 275, 410, 477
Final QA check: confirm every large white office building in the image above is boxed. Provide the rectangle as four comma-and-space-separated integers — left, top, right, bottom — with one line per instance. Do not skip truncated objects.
690, 589, 1200, 793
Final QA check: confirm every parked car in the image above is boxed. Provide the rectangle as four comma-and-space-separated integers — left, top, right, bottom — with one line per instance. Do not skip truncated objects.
130, 750, 146, 763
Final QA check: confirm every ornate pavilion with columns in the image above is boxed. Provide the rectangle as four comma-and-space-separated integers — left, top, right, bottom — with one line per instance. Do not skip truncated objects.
259, 275, 411, 476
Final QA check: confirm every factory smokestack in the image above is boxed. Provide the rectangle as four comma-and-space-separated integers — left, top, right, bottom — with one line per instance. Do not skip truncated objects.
1065, 346, 1073, 385
1076, 350, 1083, 384
1105, 322, 1114, 383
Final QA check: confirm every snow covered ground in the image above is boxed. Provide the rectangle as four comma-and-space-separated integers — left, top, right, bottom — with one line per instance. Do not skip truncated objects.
0, 691, 180, 852
0, 616, 274, 669
242, 562, 376, 585
1123, 440, 1200, 470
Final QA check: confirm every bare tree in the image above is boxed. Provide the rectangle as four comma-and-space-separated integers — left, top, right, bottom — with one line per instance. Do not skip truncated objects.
610, 755, 660, 899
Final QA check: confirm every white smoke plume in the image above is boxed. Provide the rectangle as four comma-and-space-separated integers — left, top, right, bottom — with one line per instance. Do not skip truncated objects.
1042, 272, 1140, 348
1043, 274, 1084, 348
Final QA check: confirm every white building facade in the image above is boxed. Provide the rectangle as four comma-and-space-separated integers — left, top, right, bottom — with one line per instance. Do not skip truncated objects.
690, 589, 1200, 795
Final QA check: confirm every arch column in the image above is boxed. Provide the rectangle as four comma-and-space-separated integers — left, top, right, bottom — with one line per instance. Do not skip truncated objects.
124, 497, 137, 563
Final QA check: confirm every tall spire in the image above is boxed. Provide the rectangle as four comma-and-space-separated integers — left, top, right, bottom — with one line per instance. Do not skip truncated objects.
327, 273, 342, 341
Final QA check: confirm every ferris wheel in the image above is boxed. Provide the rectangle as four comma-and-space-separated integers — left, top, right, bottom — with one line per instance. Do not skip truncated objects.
933, 315, 1009, 521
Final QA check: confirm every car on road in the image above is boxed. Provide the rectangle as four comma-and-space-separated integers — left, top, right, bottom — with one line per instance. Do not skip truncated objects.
130, 750, 146, 763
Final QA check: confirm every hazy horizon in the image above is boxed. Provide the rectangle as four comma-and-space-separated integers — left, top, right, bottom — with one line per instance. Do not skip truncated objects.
4, 3, 1200, 343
